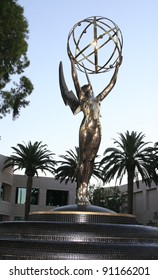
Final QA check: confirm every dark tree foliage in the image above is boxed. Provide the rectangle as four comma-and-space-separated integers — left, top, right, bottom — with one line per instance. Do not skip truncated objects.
3, 141, 56, 220
91, 186, 126, 213
100, 131, 158, 214
55, 147, 103, 184
0, 0, 33, 119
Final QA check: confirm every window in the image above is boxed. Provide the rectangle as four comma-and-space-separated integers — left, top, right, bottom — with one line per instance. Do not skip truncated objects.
31, 188, 39, 205
0, 184, 11, 202
15, 187, 39, 205
0, 185, 4, 201
46, 190, 68, 206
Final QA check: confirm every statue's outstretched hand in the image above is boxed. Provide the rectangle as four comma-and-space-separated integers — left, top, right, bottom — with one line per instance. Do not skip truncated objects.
68, 50, 75, 62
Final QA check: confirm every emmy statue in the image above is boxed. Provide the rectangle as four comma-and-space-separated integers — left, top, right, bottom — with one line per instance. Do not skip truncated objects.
59, 16, 123, 205
1, 16, 158, 261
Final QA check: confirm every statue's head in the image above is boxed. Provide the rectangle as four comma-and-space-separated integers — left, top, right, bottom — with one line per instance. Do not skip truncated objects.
81, 84, 93, 100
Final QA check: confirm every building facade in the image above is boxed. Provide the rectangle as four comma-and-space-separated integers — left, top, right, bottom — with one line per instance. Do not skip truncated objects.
119, 181, 158, 225
0, 154, 13, 221
0, 154, 158, 225
0, 154, 76, 221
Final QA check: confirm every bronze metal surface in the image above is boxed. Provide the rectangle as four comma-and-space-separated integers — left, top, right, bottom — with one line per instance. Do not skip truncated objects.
59, 16, 123, 204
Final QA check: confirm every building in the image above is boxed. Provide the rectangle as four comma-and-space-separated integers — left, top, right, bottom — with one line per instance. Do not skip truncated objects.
0, 154, 158, 225
119, 181, 158, 225
0, 154, 13, 221
0, 154, 76, 221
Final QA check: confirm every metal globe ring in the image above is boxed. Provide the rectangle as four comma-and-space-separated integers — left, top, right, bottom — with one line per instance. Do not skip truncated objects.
67, 16, 123, 74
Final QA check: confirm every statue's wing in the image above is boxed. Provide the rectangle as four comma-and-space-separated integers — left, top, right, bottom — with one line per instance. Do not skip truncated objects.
59, 62, 81, 114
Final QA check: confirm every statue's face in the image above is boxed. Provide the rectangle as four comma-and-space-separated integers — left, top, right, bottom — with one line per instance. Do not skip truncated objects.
81, 85, 92, 100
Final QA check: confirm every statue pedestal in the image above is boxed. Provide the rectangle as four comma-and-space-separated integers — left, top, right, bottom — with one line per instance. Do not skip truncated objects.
0, 205, 158, 259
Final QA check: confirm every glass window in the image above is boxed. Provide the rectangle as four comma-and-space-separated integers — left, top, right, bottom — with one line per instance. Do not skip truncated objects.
15, 187, 39, 205
0, 185, 4, 201
46, 190, 68, 206
31, 188, 39, 205
16, 187, 26, 204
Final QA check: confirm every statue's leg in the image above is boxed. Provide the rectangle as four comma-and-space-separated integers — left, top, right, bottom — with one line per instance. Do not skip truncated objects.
77, 182, 89, 204
77, 120, 101, 204
76, 160, 94, 205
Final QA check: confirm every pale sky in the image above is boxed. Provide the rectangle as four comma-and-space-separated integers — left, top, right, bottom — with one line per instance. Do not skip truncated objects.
1, 0, 158, 182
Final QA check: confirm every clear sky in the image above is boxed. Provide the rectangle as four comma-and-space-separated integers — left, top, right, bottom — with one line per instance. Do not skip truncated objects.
1, 0, 158, 181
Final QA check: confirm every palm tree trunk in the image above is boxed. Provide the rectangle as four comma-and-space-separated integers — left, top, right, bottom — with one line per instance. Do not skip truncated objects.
25, 176, 33, 220
127, 170, 134, 214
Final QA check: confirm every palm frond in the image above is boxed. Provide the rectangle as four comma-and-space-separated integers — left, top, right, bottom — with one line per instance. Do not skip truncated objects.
3, 141, 56, 176
101, 130, 158, 187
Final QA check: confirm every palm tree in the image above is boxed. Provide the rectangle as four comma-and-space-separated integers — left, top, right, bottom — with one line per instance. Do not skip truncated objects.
55, 147, 79, 184
151, 142, 158, 180
4, 141, 56, 220
100, 131, 158, 214
55, 146, 103, 186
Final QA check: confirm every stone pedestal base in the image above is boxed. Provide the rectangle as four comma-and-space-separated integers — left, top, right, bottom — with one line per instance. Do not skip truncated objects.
0, 205, 158, 259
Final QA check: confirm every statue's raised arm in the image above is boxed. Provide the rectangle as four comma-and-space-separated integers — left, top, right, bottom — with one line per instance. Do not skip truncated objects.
59, 61, 81, 114
69, 55, 83, 101
97, 56, 122, 102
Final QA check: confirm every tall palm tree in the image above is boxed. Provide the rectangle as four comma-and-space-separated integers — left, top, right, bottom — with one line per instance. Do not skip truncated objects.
55, 146, 103, 185
145, 142, 158, 184
55, 147, 79, 184
100, 131, 158, 214
4, 141, 56, 220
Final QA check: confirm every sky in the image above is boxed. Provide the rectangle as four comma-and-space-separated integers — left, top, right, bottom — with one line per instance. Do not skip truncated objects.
1, 0, 158, 181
